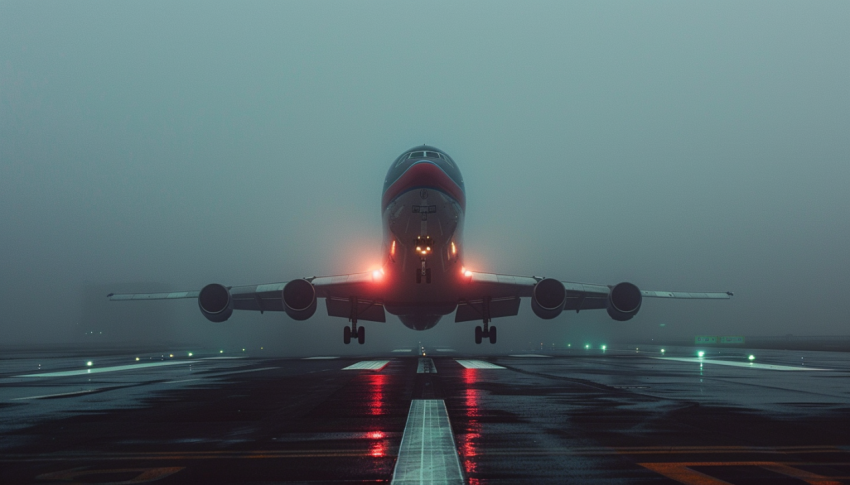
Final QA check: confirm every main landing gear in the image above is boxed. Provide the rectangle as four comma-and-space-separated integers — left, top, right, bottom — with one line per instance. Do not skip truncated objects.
475, 322, 497, 344
343, 325, 365, 345
344, 296, 365, 345
474, 296, 497, 344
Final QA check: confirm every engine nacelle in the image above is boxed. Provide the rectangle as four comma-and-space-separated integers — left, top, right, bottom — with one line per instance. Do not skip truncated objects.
283, 279, 317, 320
606, 282, 642, 321
198, 283, 233, 322
531, 278, 567, 319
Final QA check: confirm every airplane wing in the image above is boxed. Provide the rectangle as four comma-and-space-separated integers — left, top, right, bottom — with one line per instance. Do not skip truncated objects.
455, 271, 732, 322
108, 272, 387, 322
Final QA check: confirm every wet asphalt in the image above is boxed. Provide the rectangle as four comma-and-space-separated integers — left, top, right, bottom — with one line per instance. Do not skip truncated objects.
1, 345, 850, 484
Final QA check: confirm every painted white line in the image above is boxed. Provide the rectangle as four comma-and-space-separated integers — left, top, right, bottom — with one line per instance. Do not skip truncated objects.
165, 378, 202, 384
15, 360, 195, 377
202, 356, 246, 360
436, 349, 456, 352
509, 354, 551, 358
417, 358, 437, 374
391, 399, 465, 485
302, 356, 339, 360
11, 389, 101, 400
393, 349, 414, 353
652, 357, 831, 371
455, 359, 505, 370
343, 360, 390, 371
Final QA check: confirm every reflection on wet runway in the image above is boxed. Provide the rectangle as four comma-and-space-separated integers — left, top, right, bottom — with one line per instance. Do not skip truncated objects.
1, 345, 849, 484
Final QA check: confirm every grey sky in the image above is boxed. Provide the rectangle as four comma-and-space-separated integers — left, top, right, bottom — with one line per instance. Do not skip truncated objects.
1, 1, 848, 352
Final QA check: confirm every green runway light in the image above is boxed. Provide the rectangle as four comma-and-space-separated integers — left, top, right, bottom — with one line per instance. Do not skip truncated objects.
585, 344, 590, 349
219, 350, 224, 354
601, 345, 607, 350
242, 348, 246, 352
698, 351, 705, 357
748, 355, 755, 361
567, 344, 571, 348
188, 352, 193, 357
660, 349, 666, 353
86, 361, 93, 367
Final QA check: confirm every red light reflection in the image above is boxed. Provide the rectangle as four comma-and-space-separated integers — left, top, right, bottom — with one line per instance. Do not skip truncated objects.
459, 368, 483, 476
366, 373, 386, 416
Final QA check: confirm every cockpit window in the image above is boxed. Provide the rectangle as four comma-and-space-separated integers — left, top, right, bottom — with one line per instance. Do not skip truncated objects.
384, 146, 465, 196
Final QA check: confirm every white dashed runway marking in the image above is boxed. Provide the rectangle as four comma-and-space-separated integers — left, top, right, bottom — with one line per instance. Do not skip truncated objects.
342, 361, 390, 371
455, 360, 505, 369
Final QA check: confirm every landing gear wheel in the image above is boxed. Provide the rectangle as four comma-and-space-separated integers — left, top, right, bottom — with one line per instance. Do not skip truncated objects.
343, 326, 351, 345
358, 326, 366, 344
475, 326, 482, 344
489, 325, 497, 344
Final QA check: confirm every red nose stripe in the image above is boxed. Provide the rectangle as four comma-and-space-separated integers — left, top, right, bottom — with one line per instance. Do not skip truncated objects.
382, 162, 466, 210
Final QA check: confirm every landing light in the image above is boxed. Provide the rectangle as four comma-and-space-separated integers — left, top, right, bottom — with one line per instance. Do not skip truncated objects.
188, 352, 193, 357
86, 361, 93, 367
219, 350, 224, 354
373, 270, 382, 279
464, 270, 472, 277
135, 357, 140, 361
585, 344, 590, 349
698, 351, 705, 358
660, 349, 665, 353
169, 354, 174, 358
601, 345, 607, 350
748, 355, 755, 361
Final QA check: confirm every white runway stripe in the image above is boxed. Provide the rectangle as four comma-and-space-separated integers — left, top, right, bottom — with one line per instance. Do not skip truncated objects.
302, 356, 339, 360
393, 349, 414, 352
15, 360, 194, 377
342, 360, 390, 371
509, 354, 551, 358
391, 399, 464, 485
653, 357, 831, 371
417, 358, 437, 374
11, 389, 101, 400
455, 359, 505, 369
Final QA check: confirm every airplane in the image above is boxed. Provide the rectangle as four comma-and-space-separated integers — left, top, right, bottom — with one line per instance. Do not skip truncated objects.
109, 145, 732, 345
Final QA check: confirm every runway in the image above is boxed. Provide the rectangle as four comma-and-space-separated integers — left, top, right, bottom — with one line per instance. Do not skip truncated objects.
2, 345, 850, 484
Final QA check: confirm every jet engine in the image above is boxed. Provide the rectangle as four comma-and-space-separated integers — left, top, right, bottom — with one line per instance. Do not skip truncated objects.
283, 279, 317, 320
198, 283, 233, 322
531, 278, 566, 319
606, 282, 642, 321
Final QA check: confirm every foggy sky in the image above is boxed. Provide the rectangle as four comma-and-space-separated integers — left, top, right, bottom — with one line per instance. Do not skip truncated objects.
1, 1, 848, 353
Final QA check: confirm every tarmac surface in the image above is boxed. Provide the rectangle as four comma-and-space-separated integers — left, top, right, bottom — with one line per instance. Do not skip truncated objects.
2, 345, 850, 484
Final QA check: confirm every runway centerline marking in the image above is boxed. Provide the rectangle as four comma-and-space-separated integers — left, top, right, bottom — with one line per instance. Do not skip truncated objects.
652, 357, 831, 371
393, 349, 414, 353
342, 361, 390, 371
15, 360, 196, 377
302, 356, 339, 360
417, 358, 436, 374
391, 399, 464, 485
455, 360, 505, 370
